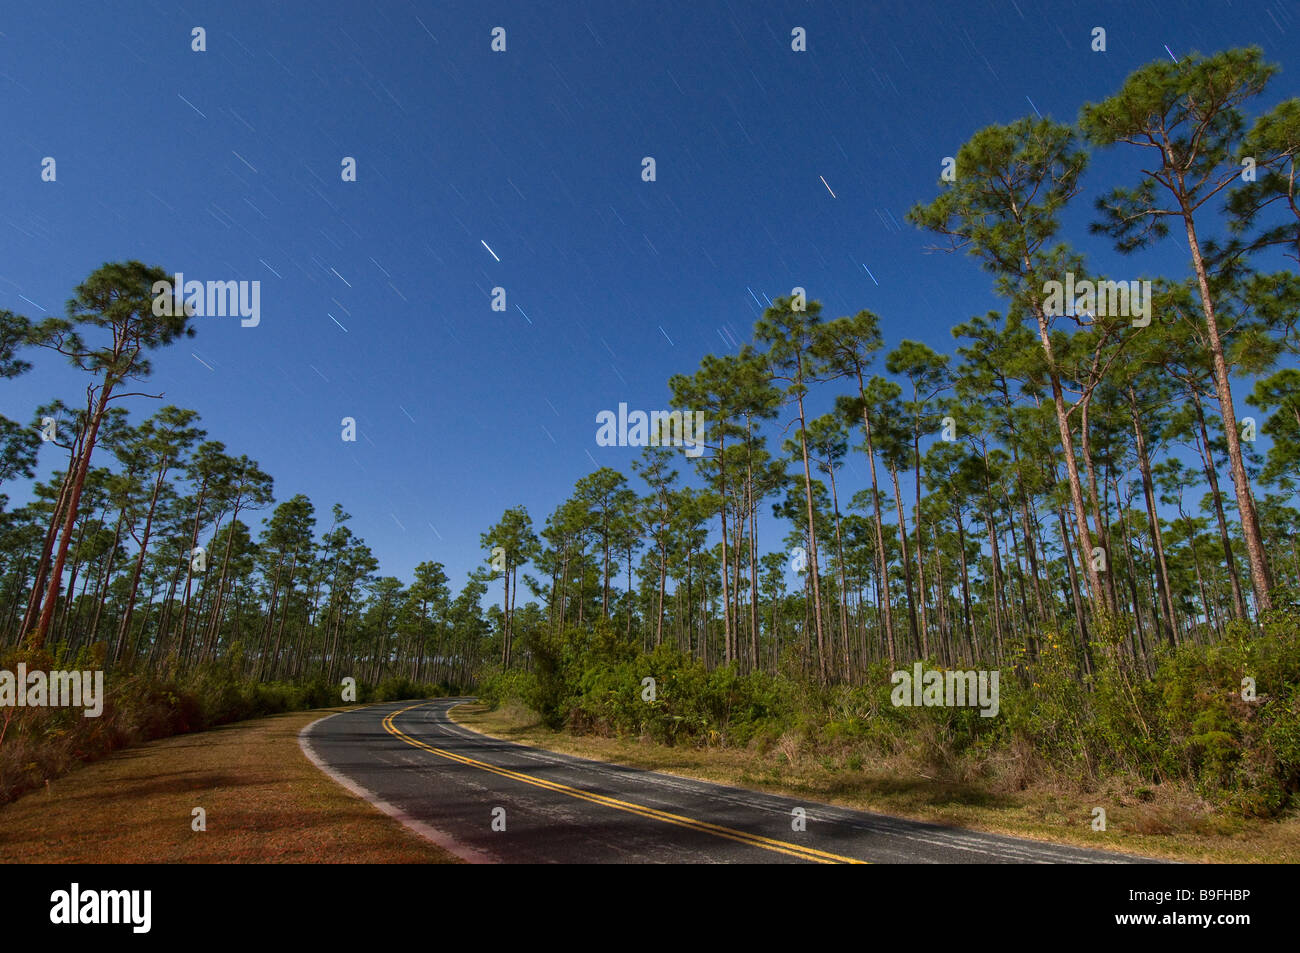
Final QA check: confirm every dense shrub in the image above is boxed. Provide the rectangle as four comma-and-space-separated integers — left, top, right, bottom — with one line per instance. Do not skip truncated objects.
0, 643, 447, 805
482, 607, 1300, 815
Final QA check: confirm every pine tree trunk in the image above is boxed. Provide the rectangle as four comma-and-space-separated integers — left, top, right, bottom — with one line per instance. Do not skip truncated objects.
1182, 211, 1272, 612
888, 462, 919, 657
855, 374, 896, 663
32, 386, 111, 647
794, 384, 827, 682
114, 461, 169, 663
1191, 389, 1249, 621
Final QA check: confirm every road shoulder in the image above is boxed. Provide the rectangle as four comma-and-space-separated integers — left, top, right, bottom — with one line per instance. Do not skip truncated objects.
449, 701, 1299, 864
0, 706, 461, 863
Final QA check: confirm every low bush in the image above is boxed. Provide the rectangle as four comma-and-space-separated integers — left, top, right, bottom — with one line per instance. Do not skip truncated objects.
0, 643, 448, 805
481, 606, 1300, 816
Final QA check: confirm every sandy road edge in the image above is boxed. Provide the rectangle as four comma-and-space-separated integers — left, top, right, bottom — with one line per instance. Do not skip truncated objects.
298, 704, 495, 865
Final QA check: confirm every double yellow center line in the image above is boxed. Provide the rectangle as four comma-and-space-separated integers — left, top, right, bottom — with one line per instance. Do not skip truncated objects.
382, 703, 867, 864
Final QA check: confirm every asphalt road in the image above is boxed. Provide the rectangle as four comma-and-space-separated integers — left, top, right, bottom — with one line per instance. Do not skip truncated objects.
301, 698, 1162, 864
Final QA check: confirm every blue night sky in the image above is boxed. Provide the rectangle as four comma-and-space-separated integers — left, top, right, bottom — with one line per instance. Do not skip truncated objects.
2, 0, 1296, 593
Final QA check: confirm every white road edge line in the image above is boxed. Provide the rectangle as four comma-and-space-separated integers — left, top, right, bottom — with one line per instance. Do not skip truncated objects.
298, 706, 496, 865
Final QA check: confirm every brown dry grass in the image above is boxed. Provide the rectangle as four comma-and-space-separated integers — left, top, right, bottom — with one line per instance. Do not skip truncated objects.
0, 706, 460, 863
451, 702, 1300, 864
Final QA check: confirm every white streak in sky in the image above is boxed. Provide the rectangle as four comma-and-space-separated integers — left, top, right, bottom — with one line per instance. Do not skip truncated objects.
177, 94, 207, 118
481, 240, 501, 262
145, 190, 175, 213
820, 175, 837, 198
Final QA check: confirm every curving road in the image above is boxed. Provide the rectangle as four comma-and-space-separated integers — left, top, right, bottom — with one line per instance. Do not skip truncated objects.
300, 698, 1162, 864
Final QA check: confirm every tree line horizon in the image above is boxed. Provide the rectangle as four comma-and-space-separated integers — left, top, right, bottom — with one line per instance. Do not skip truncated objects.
1, 46, 1297, 690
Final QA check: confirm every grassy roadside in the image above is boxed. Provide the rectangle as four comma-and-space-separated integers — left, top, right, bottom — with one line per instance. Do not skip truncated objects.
451, 700, 1300, 864
0, 706, 460, 863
